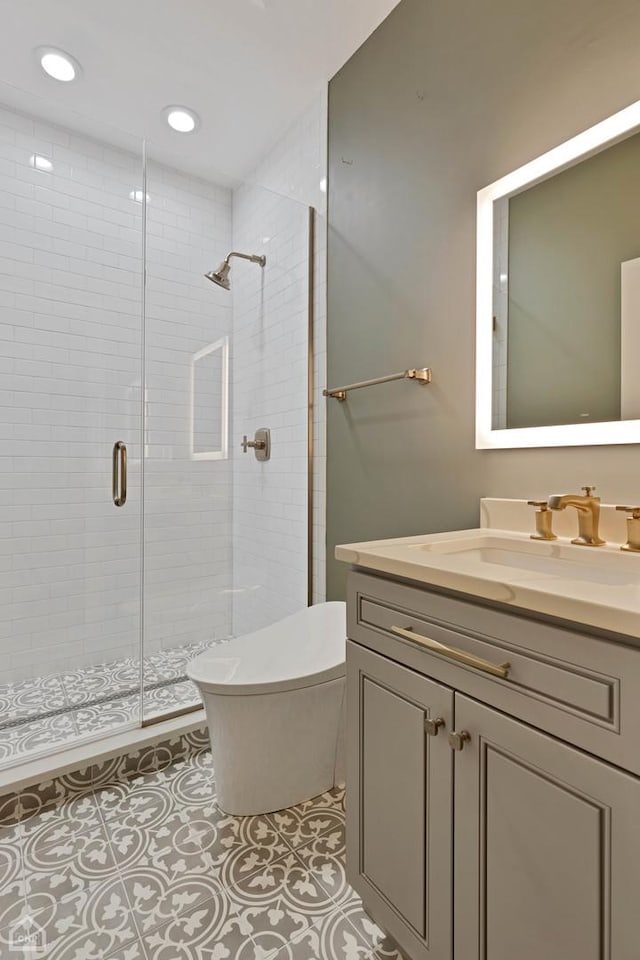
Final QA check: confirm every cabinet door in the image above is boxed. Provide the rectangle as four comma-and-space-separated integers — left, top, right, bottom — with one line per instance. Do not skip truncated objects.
454, 694, 640, 960
347, 640, 454, 960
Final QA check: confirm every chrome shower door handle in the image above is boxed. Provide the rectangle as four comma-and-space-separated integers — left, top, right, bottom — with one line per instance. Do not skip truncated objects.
112, 441, 127, 507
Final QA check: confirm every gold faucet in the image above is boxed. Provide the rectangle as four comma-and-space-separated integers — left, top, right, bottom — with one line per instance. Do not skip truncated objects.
547, 486, 606, 546
527, 500, 557, 541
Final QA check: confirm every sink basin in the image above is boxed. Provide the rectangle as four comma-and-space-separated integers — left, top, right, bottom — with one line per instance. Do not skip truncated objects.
335, 500, 640, 639
409, 535, 639, 586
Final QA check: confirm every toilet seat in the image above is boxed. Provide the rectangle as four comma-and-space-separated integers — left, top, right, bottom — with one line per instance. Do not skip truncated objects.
187, 601, 346, 696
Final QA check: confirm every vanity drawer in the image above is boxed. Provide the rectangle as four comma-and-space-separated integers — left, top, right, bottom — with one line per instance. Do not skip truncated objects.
348, 571, 640, 773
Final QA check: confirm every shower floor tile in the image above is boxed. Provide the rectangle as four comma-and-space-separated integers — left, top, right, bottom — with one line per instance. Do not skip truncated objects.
0, 640, 218, 766
0, 745, 391, 960
0, 676, 67, 722
0, 714, 78, 764
60, 659, 142, 708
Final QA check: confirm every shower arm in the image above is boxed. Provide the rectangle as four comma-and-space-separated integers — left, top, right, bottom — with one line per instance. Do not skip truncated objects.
225, 251, 266, 267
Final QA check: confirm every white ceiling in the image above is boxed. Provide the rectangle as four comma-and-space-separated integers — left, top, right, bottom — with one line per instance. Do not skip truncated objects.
0, 0, 400, 183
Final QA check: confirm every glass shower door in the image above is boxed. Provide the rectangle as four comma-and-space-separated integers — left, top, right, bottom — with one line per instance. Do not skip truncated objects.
138, 156, 232, 722
140, 167, 312, 724
0, 94, 145, 765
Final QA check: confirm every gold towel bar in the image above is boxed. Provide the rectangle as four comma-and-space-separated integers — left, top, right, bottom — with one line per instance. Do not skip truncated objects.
323, 367, 432, 401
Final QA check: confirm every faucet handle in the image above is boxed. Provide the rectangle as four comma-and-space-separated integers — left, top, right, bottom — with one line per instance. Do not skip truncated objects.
581, 485, 597, 497
616, 505, 640, 519
616, 506, 640, 552
528, 500, 557, 541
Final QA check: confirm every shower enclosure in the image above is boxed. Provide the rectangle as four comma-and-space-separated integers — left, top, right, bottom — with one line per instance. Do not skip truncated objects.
0, 93, 313, 768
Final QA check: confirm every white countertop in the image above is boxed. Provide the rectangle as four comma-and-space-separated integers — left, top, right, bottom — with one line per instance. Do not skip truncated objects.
335, 499, 640, 639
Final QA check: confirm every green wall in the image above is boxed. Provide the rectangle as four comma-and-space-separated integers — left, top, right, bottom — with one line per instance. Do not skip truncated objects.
327, 0, 640, 600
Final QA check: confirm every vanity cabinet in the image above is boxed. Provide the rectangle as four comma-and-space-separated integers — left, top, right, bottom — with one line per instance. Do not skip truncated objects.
347, 641, 453, 960
346, 571, 640, 960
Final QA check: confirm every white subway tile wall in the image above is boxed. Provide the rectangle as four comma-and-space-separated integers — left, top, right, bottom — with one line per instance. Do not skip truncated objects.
231, 185, 310, 635
240, 92, 328, 608
0, 103, 144, 683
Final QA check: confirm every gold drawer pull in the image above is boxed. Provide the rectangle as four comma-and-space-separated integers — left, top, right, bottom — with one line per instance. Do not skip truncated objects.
391, 625, 510, 679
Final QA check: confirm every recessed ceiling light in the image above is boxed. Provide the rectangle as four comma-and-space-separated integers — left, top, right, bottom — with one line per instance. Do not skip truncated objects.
30, 154, 53, 172
37, 47, 80, 83
162, 106, 200, 134
129, 189, 150, 203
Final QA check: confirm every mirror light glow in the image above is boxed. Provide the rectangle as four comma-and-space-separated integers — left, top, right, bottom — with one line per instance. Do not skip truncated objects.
476, 98, 640, 449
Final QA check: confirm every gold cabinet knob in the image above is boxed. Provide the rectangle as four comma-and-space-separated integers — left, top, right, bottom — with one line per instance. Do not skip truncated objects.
425, 717, 445, 737
448, 730, 471, 751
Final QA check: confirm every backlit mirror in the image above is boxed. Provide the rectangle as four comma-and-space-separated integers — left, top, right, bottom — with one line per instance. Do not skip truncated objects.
476, 100, 640, 448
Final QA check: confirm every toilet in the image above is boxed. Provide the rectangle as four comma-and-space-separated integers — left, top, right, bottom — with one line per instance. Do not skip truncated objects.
187, 601, 347, 815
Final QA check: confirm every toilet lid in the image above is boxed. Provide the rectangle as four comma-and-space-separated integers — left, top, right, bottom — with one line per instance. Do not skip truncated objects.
187, 601, 347, 695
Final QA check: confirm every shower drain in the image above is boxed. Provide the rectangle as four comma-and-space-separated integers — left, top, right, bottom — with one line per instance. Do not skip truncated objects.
0, 675, 195, 732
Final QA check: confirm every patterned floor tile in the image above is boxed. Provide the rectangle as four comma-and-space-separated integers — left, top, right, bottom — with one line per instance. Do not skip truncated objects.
143, 643, 206, 684
71, 697, 140, 736
26, 874, 140, 960
339, 896, 404, 960
95, 760, 216, 827
0, 676, 67, 723
60, 660, 141, 708
0, 715, 79, 763
143, 681, 200, 719
140, 888, 256, 960
70, 683, 202, 733
24, 826, 119, 899
103, 942, 146, 960
268, 787, 345, 850
224, 850, 338, 955
89, 745, 163, 788
266, 906, 371, 960
1, 640, 210, 764
0, 743, 366, 960
20, 789, 104, 853
294, 821, 349, 906
0, 837, 26, 937
18, 764, 101, 821
121, 869, 228, 938
0, 794, 21, 845
194, 806, 290, 891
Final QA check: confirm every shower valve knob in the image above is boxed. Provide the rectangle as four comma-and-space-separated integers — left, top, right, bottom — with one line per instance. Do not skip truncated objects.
241, 435, 264, 452
241, 428, 271, 461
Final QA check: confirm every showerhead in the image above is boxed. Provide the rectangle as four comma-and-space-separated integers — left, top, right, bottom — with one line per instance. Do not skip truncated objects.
204, 251, 266, 291
205, 260, 231, 290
